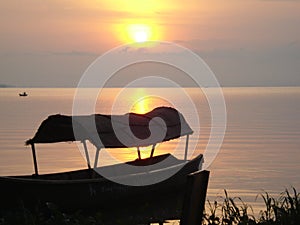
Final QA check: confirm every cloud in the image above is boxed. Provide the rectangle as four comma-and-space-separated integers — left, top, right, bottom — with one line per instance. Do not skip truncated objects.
0, 51, 99, 58
49, 51, 98, 57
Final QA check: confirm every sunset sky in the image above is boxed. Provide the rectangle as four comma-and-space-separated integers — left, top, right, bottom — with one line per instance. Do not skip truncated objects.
0, 0, 299, 87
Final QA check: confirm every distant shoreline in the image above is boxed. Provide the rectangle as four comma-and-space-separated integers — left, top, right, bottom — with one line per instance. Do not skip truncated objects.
0, 84, 15, 88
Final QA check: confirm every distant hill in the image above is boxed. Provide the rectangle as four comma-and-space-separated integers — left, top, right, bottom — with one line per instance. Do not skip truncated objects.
0, 84, 15, 88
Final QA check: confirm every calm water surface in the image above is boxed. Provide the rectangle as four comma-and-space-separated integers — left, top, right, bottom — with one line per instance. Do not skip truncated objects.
0, 87, 300, 215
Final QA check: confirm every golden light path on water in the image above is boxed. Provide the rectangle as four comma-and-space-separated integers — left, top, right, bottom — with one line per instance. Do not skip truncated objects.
97, 88, 183, 162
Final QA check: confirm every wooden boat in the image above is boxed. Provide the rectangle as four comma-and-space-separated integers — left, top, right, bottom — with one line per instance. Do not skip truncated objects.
0, 107, 204, 222
19, 92, 28, 97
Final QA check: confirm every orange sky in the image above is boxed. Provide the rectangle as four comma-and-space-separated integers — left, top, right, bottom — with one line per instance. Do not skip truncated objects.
0, 0, 299, 87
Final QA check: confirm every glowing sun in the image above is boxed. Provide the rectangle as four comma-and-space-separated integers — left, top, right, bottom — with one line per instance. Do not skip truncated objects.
128, 24, 151, 43
133, 30, 148, 43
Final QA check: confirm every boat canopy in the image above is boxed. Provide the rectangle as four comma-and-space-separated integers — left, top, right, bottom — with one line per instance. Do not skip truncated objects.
26, 107, 193, 148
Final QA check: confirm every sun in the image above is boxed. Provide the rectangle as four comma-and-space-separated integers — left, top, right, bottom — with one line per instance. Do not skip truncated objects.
133, 30, 148, 43
115, 22, 162, 44
128, 24, 151, 43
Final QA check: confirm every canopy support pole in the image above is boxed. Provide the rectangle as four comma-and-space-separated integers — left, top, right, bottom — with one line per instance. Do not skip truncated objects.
82, 140, 91, 169
150, 144, 156, 158
30, 143, 39, 176
137, 147, 141, 160
184, 134, 190, 161
94, 148, 100, 168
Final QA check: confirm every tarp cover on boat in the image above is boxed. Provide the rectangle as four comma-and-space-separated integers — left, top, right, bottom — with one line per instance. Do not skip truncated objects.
26, 107, 193, 148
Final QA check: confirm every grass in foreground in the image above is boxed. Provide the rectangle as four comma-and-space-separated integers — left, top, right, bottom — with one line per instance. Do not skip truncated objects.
204, 188, 299, 225
0, 188, 299, 225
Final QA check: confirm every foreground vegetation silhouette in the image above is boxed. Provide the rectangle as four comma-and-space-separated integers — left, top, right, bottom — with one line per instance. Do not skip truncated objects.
0, 188, 299, 225
203, 188, 299, 225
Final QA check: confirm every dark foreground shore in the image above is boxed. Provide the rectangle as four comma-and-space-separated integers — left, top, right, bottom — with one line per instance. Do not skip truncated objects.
0, 188, 299, 225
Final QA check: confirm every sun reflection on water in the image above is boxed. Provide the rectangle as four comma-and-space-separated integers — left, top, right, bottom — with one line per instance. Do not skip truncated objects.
131, 96, 152, 114
129, 89, 173, 114
105, 88, 177, 161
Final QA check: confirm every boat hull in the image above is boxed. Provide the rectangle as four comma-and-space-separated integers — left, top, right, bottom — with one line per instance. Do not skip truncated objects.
0, 154, 203, 221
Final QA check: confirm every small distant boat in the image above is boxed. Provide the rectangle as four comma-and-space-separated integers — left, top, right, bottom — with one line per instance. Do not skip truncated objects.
0, 107, 206, 222
19, 92, 28, 97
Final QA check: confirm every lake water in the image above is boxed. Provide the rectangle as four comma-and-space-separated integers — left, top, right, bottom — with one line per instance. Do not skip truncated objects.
0, 87, 300, 216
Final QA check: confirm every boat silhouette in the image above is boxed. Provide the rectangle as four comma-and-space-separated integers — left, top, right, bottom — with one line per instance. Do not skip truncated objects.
0, 107, 207, 223
19, 92, 28, 97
